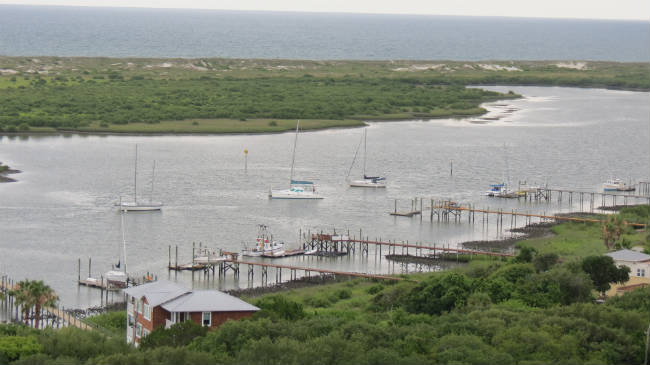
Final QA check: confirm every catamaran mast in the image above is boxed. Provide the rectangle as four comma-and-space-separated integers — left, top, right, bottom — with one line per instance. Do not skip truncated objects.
289, 120, 299, 187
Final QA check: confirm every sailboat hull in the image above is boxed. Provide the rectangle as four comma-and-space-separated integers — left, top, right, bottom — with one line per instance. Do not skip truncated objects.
269, 190, 324, 199
118, 202, 163, 211
349, 179, 387, 188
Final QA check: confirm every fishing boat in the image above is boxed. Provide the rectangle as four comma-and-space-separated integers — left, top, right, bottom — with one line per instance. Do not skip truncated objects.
347, 128, 386, 188
269, 121, 324, 199
603, 178, 635, 192
242, 225, 285, 257
117, 145, 163, 211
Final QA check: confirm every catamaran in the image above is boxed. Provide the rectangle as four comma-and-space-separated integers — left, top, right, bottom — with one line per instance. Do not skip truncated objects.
269, 121, 324, 199
348, 128, 387, 188
242, 225, 285, 257
117, 145, 163, 211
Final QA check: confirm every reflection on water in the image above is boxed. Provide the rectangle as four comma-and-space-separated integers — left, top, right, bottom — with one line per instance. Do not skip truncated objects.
0, 86, 648, 308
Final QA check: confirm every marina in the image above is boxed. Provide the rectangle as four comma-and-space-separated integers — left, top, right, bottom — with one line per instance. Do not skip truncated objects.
0, 86, 648, 309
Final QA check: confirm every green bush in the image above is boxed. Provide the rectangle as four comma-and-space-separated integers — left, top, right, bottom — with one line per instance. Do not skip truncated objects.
0, 336, 41, 362
405, 272, 473, 315
139, 321, 208, 349
85, 311, 126, 332
255, 296, 305, 321
366, 284, 384, 295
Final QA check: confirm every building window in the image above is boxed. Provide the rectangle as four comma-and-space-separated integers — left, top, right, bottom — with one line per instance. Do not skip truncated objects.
128, 314, 134, 327
143, 303, 151, 321
136, 323, 142, 338
638, 268, 646, 277
202, 312, 211, 327
143, 328, 150, 337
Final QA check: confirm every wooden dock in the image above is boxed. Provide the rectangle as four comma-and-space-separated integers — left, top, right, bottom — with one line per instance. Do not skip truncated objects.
329, 238, 514, 258
429, 204, 647, 228
390, 196, 647, 229
224, 259, 408, 282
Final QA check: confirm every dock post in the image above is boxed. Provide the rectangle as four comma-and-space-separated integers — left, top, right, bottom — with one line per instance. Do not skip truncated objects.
394, 199, 397, 214
77, 258, 81, 283
175, 246, 178, 269
88, 257, 91, 278
420, 199, 423, 221
168, 246, 171, 269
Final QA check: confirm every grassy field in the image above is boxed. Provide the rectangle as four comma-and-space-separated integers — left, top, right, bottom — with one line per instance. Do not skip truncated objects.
516, 210, 649, 261
0, 57, 647, 134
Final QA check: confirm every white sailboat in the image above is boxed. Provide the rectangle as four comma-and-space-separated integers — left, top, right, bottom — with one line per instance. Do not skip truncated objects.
348, 128, 386, 188
105, 212, 128, 288
118, 145, 163, 211
269, 121, 324, 199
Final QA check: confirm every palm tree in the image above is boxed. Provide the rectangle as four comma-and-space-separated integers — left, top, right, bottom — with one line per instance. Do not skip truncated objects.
9, 280, 58, 328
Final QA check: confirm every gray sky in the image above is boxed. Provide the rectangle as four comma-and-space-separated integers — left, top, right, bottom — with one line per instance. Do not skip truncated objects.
1, 0, 649, 20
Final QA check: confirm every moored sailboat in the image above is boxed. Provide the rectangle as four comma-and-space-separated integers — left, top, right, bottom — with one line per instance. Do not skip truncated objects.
348, 128, 387, 188
117, 145, 163, 211
269, 121, 324, 199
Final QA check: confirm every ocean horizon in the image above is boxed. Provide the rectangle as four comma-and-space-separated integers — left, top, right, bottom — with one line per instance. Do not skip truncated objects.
0, 4, 648, 61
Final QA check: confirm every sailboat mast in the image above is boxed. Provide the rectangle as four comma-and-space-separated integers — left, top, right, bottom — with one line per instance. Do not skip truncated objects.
150, 160, 156, 204
121, 211, 128, 274
363, 128, 367, 177
133, 145, 138, 204
289, 120, 299, 187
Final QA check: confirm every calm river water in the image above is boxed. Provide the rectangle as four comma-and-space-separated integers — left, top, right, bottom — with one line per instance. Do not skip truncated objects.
0, 86, 648, 308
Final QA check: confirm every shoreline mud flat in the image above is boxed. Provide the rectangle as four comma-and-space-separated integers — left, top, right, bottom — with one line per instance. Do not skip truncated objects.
0, 163, 20, 183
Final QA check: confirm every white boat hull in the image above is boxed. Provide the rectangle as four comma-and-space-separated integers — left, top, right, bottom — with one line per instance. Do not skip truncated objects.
269, 190, 324, 199
118, 202, 163, 211
349, 179, 386, 188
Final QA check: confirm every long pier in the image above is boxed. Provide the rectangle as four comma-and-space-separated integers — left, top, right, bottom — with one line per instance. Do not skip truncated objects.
432, 204, 647, 228
391, 196, 647, 229
223, 259, 407, 283
303, 233, 512, 257
327, 237, 514, 257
